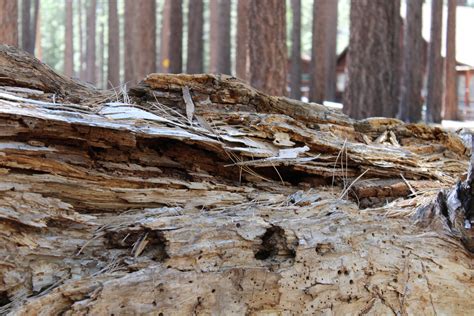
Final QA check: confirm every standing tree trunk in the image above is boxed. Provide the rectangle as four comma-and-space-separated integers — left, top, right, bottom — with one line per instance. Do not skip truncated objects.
209, 0, 219, 73
444, 0, 458, 120
168, 0, 182, 74
426, 0, 444, 123
34, 1, 41, 59
31, 0, 39, 54
124, 0, 135, 84
0, 0, 19, 46
186, 0, 203, 73
249, 0, 287, 96
290, 0, 301, 100
78, 0, 85, 80
85, 0, 97, 85
399, 0, 424, 123
325, 0, 338, 101
21, 0, 32, 54
160, 0, 171, 73
97, 22, 105, 89
64, 0, 74, 77
134, 0, 156, 80
107, 0, 120, 87
235, 0, 249, 81
344, 0, 401, 119
217, 0, 231, 74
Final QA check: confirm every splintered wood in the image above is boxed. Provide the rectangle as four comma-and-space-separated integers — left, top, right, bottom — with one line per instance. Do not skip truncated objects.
0, 46, 472, 315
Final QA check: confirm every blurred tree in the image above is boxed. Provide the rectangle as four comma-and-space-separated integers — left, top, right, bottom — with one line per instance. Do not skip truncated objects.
108, 0, 120, 87
249, 0, 287, 96
399, 0, 424, 122
134, 0, 156, 79
209, 0, 219, 73
168, 0, 182, 73
426, 0, 444, 123
344, 0, 401, 119
124, 0, 135, 84
325, 0, 338, 101
22, 0, 33, 54
31, 0, 40, 54
160, 0, 171, 73
217, 0, 231, 74
0, 0, 18, 46
64, 0, 74, 77
78, 0, 85, 79
187, 0, 204, 73
290, 0, 302, 100
236, 0, 249, 81
444, 0, 458, 120
85, 0, 97, 84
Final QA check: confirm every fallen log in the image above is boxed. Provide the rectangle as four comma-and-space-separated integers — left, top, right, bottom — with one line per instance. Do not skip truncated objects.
0, 46, 472, 315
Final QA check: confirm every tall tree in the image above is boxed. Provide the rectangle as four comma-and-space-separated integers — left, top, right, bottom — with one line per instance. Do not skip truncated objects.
85, 0, 97, 85
21, 0, 33, 54
235, 0, 249, 81
160, 0, 171, 73
187, 0, 204, 73
209, 0, 219, 73
344, 0, 401, 119
217, 0, 231, 74
78, 0, 85, 79
290, 0, 302, 100
107, 0, 120, 87
97, 22, 105, 88
124, 0, 135, 83
426, 0, 444, 123
0, 0, 18, 46
444, 0, 458, 120
249, 0, 287, 96
399, 0, 424, 122
34, 0, 41, 59
64, 0, 74, 77
134, 0, 156, 80
310, 0, 338, 103
31, 0, 39, 54
168, 0, 182, 73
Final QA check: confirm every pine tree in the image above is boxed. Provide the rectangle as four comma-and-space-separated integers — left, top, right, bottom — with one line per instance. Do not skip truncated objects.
187, 0, 204, 73
85, 0, 97, 85
444, 0, 458, 120
64, 0, 74, 77
217, 0, 231, 74
124, 0, 136, 84
134, 0, 156, 80
290, 0, 302, 100
236, 0, 249, 81
0, 0, 19, 46
107, 0, 120, 87
168, 0, 182, 73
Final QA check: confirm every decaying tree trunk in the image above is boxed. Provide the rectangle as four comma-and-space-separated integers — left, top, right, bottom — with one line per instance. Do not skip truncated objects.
0, 46, 472, 315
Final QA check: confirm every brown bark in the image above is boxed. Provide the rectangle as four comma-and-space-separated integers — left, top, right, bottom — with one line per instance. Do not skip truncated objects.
124, 0, 135, 84
85, 0, 97, 85
209, 0, 219, 73
426, 0, 444, 123
0, 46, 472, 315
168, 0, 182, 74
399, 0, 424, 122
235, 0, 249, 81
64, 0, 74, 78
325, 0, 338, 101
217, 0, 231, 74
290, 0, 301, 100
186, 0, 203, 73
344, 0, 401, 119
159, 0, 171, 73
0, 0, 18, 46
134, 0, 156, 80
249, 0, 287, 96
21, 0, 32, 54
107, 0, 120, 87
444, 0, 458, 120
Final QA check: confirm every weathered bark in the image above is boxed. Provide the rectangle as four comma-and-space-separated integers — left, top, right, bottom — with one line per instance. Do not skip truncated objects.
134, 0, 156, 80
426, 0, 444, 123
444, 0, 458, 121
186, 0, 204, 73
217, 0, 231, 74
107, 0, 120, 87
21, 0, 33, 54
168, 0, 182, 74
124, 0, 135, 84
64, 0, 74, 78
0, 46, 473, 315
344, 0, 401, 119
0, 0, 18, 46
399, 0, 424, 123
290, 0, 302, 100
249, 0, 287, 96
236, 0, 249, 81
209, 0, 219, 73
85, 0, 97, 85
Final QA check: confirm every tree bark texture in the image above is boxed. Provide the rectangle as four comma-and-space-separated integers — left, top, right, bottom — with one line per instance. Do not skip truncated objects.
64, 0, 74, 78
217, 0, 231, 74
344, 0, 401, 119
0, 0, 18, 46
187, 0, 204, 73
85, 0, 97, 85
426, 0, 444, 123
235, 0, 249, 81
399, 0, 424, 123
168, 0, 182, 74
249, 0, 287, 96
444, 0, 458, 121
0, 46, 472, 315
107, 0, 120, 88
290, 0, 302, 100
